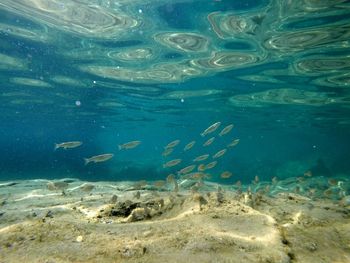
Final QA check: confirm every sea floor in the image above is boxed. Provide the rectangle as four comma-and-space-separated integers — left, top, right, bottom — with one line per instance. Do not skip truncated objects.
0, 177, 349, 263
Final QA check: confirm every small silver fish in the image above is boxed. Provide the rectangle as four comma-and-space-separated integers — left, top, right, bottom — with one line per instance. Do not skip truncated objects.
80, 183, 95, 193
54, 141, 82, 151
178, 165, 196, 175
166, 174, 178, 192
166, 174, 176, 183
162, 147, 174, 157
134, 191, 141, 199
165, 139, 180, 149
84, 153, 114, 165
118, 140, 141, 150
205, 161, 217, 170
185, 172, 207, 180
154, 180, 166, 188
193, 154, 209, 162
163, 159, 182, 168
203, 137, 215, 147
219, 124, 234, 136
200, 122, 221, 137
184, 140, 196, 151
227, 139, 240, 147
213, 149, 227, 159
47, 181, 69, 191
197, 164, 206, 172
133, 180, 147, 189
220, 171, 232, 179
253, 175, 259, 184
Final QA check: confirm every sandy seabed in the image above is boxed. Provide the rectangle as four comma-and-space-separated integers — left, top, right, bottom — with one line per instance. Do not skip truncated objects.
0, 178, 349, 263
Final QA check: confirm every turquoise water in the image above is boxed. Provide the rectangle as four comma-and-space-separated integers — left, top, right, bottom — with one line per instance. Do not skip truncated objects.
0, 0, 349, 185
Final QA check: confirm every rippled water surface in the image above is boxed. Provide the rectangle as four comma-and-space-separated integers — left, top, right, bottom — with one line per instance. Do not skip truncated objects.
0, 0, 349, 182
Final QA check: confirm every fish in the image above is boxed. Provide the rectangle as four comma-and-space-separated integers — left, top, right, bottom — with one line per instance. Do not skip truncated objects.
227, 139, 240, 147
178, 165, 196, 175
54, 141, 82, 151
197, 164, 206, 172
134, 191, 141, 199
47, 181, 69, 191
84, 153, 114, 165
162, 147, 174, 156
203, 137, 215, 147
118, 140, 141, 150
163, 158, 182, 168
235, 180, 242, 188
188, 172, 208, 180
294, 186, 301, 194
219, 124, 234, 136
328, 178, 338, 186
272, 177, 278, 184
296, 177, 304, 183
165, 139, 180, 149
184, 140, 195, 151
205, 161, 217, 170
323, 188, 333, 197
308, 188, 316, 197
166, 174, 178, 192
253, 175, 259, 184
110, 194, 118, 203
220, 171, 232, 179
200, 122, 221, 137
304, 170, 312, 177
212, 149, 227, 159
133, 180, 147, 189
154, 180, 166, 188
193, 154, 209, 162
79, 183, 94, 193
166, 174, 176, 183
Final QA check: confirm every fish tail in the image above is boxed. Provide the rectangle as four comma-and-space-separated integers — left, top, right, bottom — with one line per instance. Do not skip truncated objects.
54, 144, 59, 151
84, 158, 90, 165
118, 145, 122, 150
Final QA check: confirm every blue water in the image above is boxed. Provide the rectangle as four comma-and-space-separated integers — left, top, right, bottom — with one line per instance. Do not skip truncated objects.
0, 0, 349, 184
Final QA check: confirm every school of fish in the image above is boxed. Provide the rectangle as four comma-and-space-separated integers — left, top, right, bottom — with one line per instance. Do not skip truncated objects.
54, 122, 240, 185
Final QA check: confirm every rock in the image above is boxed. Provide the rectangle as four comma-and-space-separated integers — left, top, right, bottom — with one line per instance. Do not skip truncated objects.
305, 242, 317, 252
142, 230, 153, 237
45, 210, 53, 218
124, 207, 150, 223
120, 243, 146, 258
110, 200, 140, 217
76, 235, 83, 242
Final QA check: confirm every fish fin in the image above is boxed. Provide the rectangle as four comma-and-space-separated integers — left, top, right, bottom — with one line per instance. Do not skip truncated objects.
54, 144, 59, 151
84, 158, 90, 165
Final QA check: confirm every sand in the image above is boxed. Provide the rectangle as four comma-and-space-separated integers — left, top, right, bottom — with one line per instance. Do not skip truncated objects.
0, 178, 349, 263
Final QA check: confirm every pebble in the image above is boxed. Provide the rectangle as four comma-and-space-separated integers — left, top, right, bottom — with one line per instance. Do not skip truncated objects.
76, 235, 83, 242
306, 242, 317, 251
142, 230, 153, 237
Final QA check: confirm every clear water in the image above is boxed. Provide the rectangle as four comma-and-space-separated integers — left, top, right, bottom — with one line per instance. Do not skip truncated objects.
0, 0, 349, 185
